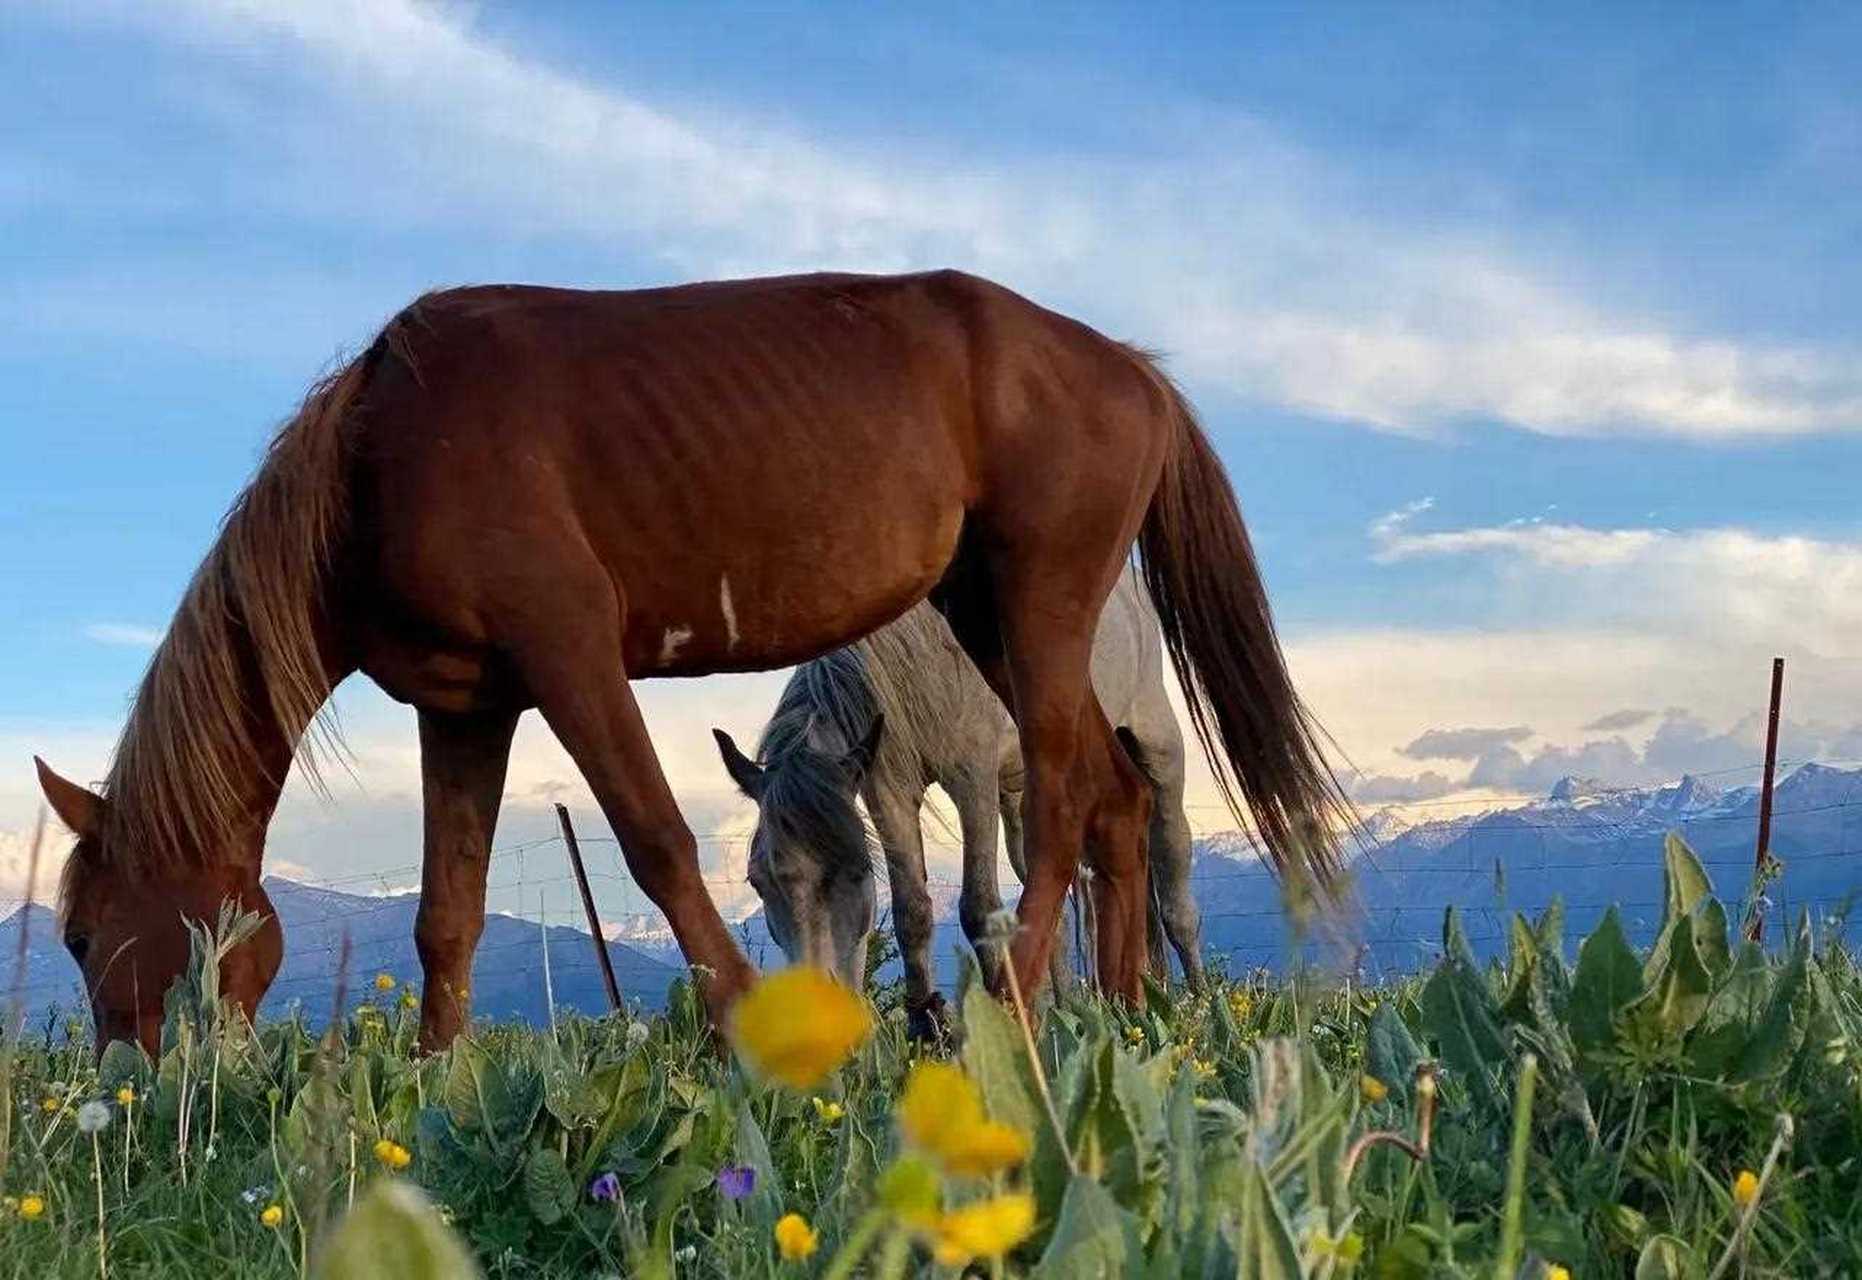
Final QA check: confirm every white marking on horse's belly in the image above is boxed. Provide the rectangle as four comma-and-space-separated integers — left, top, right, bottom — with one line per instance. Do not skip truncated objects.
719, 576, 740, 650
659, 625, 694, 664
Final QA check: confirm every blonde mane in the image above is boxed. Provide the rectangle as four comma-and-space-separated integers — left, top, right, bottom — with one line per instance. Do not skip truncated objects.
74, 350, 377, 886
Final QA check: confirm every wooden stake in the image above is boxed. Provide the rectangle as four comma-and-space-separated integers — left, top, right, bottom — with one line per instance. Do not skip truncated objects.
1750, 657, 1784, 943
556, 804, 623, 1012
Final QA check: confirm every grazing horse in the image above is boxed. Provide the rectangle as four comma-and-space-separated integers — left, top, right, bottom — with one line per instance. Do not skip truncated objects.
714, 570, 1205, 1038
35, 270, 1347, 1055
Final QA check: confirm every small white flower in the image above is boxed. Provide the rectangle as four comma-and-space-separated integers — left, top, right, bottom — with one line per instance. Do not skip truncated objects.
76, 1101, 112, 1134
625, 1021, 650, 1047
241, 1185, 271, 1205
674, 1246, 697, 1264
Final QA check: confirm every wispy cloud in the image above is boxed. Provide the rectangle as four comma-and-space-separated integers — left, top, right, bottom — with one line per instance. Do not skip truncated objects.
37, 0, 1862, 439
82, 622, 163, 648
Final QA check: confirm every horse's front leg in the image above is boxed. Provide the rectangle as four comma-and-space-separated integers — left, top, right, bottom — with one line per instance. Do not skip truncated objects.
413, 706, 520, 1052
868, 782, 944, 1040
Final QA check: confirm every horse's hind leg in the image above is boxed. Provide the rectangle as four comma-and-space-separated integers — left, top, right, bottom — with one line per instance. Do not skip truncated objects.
1120, 728, 1205, 990
947, 768, 1007, 993
941, 574, 1152, 1005
504, 600, 756, 1031
414, 706, 521, 1051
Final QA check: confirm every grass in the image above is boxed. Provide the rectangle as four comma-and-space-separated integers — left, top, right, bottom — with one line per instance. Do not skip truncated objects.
0, 835, 1858, 1277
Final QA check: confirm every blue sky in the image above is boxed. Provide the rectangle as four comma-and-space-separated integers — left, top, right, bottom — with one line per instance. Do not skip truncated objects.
4, 1, 1862, 907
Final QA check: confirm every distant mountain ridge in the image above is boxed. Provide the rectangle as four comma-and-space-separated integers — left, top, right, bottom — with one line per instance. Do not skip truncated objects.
8, 764, 1855, 1029
0, 877, 679, 1028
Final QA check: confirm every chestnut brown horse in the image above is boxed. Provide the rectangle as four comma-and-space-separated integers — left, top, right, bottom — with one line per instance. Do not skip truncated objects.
36, 270, 1347, 1054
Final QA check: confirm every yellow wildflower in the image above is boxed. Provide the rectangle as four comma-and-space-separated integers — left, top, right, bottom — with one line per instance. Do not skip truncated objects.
931, 1192, 1036, 1267
373, 1139, 412, 1170
40, 1096, 59, 1114
19, 1195, 45, 1221
1338, 1232, 1365, 1266
374, 973, 396, 992
1193, 1058, 1217, 1080
1545, 1265, 1570, 1280
898, 1061, 1030, 1177
1732, 1169, 1760, 1209
1360, 1074, 1389, 1104
1124, 1025, 1145, 1044
729, 967, 873, 1090
812, 1096, 845, 1124
260, 1204, 284, 1228
116, 1087, 135, 1106
774, 1212, 818, 1260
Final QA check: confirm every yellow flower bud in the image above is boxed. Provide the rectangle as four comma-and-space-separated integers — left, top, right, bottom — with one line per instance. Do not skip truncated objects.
116, 1087, 135, 1106
260, 1204, 283, 1228
1733, 1169, 1760, 1209
19, 1194, 45, 1221
1360, 1074, 1389, 1104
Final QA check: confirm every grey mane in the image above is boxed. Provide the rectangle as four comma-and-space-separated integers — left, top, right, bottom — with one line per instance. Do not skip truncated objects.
755, 605, 953, 871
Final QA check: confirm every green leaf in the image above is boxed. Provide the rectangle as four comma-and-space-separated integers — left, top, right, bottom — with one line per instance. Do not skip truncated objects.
521, 1145, 576, 1226
311, 1180, 481, 1280
1693, 898, 1733, 979
1568, 906, 1644, 1058
1634, 1234, 1697, 1280
1366, 1003, 1423, 1105
1730, 937, 1811, 1082
1033, 1175, 1137, 1278
1234, 1160, 1302, 1280
1624, 914, 1714, 1041
1645, 833, 1715, 982
1420, 923, 1507, 1110
962, 984, 1068, 1212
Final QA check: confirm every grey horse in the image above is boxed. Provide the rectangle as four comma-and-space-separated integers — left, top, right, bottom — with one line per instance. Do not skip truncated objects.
713, 569, 1204, 1037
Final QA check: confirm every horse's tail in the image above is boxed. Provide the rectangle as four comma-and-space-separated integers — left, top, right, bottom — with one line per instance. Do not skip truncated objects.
1133, 356, 1355, 888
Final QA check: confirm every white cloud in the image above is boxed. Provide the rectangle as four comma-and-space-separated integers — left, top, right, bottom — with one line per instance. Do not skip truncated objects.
33, 0, 1862, 438
82, 623, 163, 648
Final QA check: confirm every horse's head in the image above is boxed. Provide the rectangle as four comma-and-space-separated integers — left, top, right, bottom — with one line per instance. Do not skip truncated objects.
712, 719, 883, 988
35, 758, 283, 1053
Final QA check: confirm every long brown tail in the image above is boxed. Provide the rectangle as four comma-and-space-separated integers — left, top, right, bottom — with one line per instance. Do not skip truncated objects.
1134, 363, 1355, 886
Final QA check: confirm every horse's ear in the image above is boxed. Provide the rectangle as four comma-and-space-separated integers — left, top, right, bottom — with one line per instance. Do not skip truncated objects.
712, 729, 766, 800
845, 715, 885, 780
34, 757, 103, 839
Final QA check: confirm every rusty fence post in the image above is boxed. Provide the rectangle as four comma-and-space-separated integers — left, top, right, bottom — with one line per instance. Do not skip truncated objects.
556, 804, 624, 1012
1750, 657, 1785, 943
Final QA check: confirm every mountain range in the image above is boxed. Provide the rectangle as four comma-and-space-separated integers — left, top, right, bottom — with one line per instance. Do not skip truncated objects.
6, 763, 1856, 1030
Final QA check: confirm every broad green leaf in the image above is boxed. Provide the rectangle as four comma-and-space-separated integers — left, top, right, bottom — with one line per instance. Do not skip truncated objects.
521, 1145, 576, 1226
1625, 915, 1714, 1042
311, 1180, 480, 1280
1234, 1160, 1302, 1280
963, 985, 1068, 1211
1645, 833, 1715, 981
1693, 898, 1733, 978
1420, 929, 1507, 1111
1033, 1175, 1137, 1278
1731, 938, 1810, 1082
1366, 1002, 1423, 1105
1634, 1234, 1696, 1280
1568, 906, 1644, 1057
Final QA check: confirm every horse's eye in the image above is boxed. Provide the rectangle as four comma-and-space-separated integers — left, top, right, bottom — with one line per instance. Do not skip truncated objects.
65, 933, 90, 965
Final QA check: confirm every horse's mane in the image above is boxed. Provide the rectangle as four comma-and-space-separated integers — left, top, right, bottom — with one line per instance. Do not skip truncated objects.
69, 348, 379, 893
754, 604, 954, 870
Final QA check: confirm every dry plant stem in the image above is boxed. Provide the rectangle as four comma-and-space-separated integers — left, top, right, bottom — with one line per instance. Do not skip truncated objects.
91, 1130, 108, 1280
1342, 1063, 1438, 1182
995, 932, 1078, 1178
1706, 1113, 1794, 1280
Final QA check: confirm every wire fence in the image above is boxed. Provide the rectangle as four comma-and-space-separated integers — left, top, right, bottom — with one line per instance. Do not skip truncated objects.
5, 756, 1859, 1023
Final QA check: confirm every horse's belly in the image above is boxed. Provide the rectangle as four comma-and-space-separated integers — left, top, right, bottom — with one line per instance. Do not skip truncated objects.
616, 497, 967, 677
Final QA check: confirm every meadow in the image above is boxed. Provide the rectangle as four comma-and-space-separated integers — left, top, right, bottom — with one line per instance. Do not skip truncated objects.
0, 834, 1857, 1278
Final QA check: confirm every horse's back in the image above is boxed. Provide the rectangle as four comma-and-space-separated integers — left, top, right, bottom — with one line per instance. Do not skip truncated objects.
347, 271, 1166, 694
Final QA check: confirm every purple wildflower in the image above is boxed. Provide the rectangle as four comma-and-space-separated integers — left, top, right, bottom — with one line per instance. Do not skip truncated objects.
716, 1164, 757, 1201
588, 1171, 622, 1204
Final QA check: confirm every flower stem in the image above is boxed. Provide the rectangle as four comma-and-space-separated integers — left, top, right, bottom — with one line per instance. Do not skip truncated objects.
92, 1130, 108, 1280
1493, 1053, 1539, 1280
819, 1209, 887, 1280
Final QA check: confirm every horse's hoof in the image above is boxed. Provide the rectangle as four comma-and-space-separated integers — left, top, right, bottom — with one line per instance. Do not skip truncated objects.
905, 992, 951, 1044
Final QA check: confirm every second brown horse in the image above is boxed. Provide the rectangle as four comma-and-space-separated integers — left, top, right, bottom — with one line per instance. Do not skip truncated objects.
36, 269, 1348, 1053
